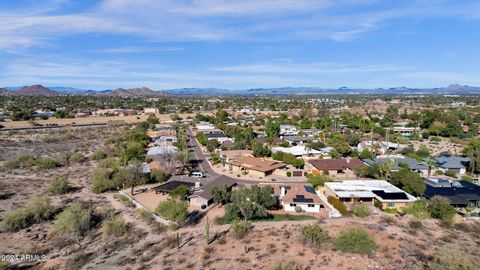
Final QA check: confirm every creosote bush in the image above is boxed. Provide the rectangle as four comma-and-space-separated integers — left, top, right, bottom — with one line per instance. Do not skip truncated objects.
231, 220, 252, 239
50, 204, 93, 242
48, 177, 70, 194
300, 223, 329, 247
352, 203, 372, 218
428, 244, 480, 270
90, 149, 107, 161
333, 227, 376, 254
155, 198, 188, 223
327, 196, 349, 216
1, 196, 56, 232
102, 217, 127, 237
268, 261, 304, 270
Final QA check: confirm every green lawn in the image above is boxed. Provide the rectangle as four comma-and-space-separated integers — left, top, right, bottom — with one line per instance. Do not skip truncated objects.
217, 213, 315, 225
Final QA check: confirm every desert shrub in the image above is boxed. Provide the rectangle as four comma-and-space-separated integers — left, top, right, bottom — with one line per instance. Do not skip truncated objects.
155, 198, 188, 223
48, 177, 69, 194
102, 217, 127, 237
1, 196, 56, 231
352, 204, 371, 218
0, 261, 9, 270
383, 208, 398, 214
428, 245, 480, 270
444, 169, 457, 178
50, 204, 93, 242
150, 169, 169, 183
2, 155, 37, 170
37, 158, 61, 169
333, 227, 376, 254
300, 223, 328, 247
138, 209, 154, 223
231, 220, 252, 238
374, 200, 383, 210
70, 152, 86, 163
286, 171, 292, 177
428, 196, 456, 224
92, 168, 118, 193
90, 149, 107, 160
268, 261, 304, 270
409, 219, 423, 229
403, 200, 430, 219
97, 157, 120, 169
327, 196, 349, 216
115, 195, 135, 208
306, 173, 330, 188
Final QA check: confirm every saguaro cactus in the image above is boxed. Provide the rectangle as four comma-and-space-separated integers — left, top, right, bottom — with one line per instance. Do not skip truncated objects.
205, 216, 210, 244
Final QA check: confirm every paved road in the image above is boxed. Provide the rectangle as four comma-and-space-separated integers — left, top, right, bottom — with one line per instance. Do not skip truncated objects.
185, 126, 307, 185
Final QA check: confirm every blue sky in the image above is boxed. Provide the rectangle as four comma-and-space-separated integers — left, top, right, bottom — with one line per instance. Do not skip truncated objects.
1, 0, 480, 90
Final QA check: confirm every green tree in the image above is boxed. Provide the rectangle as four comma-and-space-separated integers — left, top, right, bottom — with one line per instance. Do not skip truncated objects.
428, 196, 456, 224
170, 185, 190, 200
390, 167, 426, 196
253, 143, 272, 157
306, 174, 330, 188
155, 198, 188, 223
464, 138, 480, 173
265, 121, 280, 138
212, 185, 231, 205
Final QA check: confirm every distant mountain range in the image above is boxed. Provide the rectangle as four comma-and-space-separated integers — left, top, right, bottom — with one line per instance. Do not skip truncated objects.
1, 84, 479, 96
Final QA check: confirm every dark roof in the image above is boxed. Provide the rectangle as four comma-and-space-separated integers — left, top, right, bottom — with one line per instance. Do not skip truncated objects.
372, 190, 409, 200
310, 159, 365, 171
154, 181, 195, 193
191, 177, 237, 200
423, 180, 480, 206
363, 157, 428, 171
292, 194, 314, 203
206, 132, 228, 138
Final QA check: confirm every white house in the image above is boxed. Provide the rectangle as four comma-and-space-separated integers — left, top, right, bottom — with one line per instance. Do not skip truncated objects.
324, 180, 417, 210
196, 121, 215, 130
280, 125, 298, 136
271, 145, 323, 158
278, 184, 325, 213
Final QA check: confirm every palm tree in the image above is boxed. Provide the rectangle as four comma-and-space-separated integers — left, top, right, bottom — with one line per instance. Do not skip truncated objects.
427, 159, 437, 177
376, 159, 394, 180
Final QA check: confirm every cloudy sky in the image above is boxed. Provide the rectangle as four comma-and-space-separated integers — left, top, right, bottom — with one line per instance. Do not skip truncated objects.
1, 0, 480, 90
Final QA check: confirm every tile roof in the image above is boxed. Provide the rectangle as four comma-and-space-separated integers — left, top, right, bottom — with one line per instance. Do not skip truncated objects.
230, 156, 286, 172
281, 184, 322, 204
309, 158, 365, 171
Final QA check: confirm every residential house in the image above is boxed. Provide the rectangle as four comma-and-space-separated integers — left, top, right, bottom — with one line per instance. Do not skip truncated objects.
219, 150, 253, 163
146, 145, 178, 158
277, 183, 326, 213
205, 130, 234, 144
280, 125, 298, 136
227, 156, 287, 178
356, 141, 399, 155
433, 155, 470, 175
363, 157, 429, 176
309, 158, 365, 176
254, 137, 286, 145
324, 180, 417, 210
423, 178, 480, 207
196, 122, 215, 130
392, 126, 419, 137
271, 145, 323, 158
189, 178, 237, 208
154, 136, 178, 144
283, 136, 319, 146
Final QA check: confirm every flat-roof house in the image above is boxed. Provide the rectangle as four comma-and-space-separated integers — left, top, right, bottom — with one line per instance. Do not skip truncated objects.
228, 156, 287, 178
196, 122, 215, 130
154, 136, 178, 144
432, 155, 470, 175
309, 158, 366, 176
205, 131, 234, 144
283, 136, 319, 146
272, 145, 323, 158
392, 127, 419, 137
280, 125, 298, 136
423, 178, 480, 207
324, 180, 417, 210
363, 157, 429, 176
146, 145, 178, 157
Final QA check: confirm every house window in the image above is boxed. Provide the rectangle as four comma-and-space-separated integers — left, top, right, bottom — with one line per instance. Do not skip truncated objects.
308, 204, 315, 207
387, 202, 394, 208
290, 203, 296, 207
